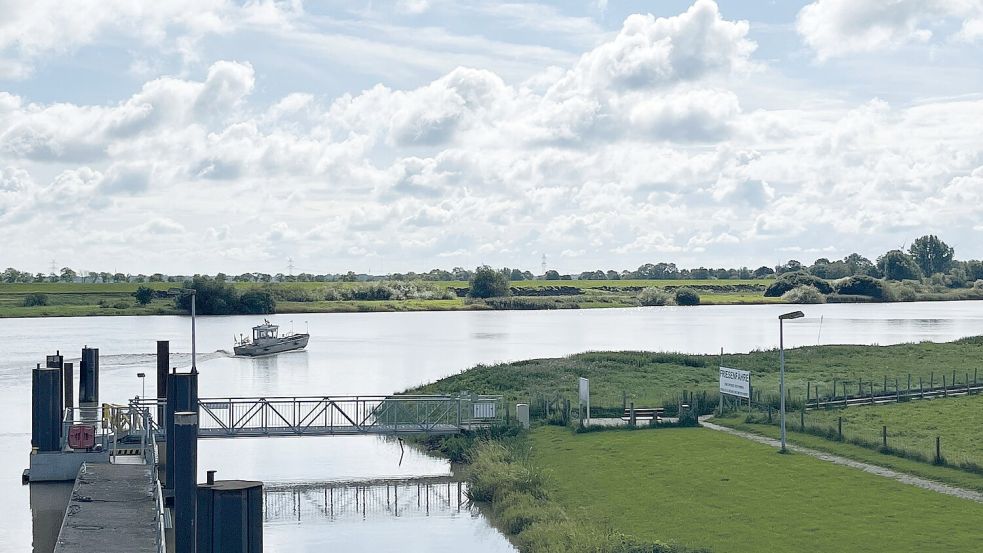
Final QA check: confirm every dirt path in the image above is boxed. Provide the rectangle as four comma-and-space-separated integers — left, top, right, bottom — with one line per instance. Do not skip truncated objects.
700, 418, 983, 503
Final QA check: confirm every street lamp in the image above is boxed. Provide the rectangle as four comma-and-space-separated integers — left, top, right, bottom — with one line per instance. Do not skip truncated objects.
168, 288, 198, 373
779, 310, 804, 453
137, 372, 146, 399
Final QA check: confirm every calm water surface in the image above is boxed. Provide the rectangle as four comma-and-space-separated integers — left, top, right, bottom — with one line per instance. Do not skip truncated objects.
2, 301, 983, 552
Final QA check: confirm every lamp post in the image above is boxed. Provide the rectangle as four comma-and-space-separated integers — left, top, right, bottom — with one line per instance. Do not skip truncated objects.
168, 288, 198, 373
137, 372, 146, 399
779, 310, 804, 453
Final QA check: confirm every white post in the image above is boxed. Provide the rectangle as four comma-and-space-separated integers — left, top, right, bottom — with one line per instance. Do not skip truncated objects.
780, 318, 786, 453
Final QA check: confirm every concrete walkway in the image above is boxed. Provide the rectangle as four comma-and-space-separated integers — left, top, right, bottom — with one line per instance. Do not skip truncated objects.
700, 418, 983, 504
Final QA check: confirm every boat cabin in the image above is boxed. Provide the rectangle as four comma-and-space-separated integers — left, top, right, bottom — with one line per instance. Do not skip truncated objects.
252, 321, 279, 342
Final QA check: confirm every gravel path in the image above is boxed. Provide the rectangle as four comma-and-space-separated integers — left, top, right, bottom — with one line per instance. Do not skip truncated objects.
700, 418, 983, 503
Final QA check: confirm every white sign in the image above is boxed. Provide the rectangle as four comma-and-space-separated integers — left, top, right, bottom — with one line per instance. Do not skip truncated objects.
719, 367, 751, 399
578, 377, 591, 425
473, 402, 496, 419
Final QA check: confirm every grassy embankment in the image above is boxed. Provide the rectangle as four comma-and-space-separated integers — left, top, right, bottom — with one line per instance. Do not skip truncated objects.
525, 425, 983, 553
0, 279, 775, 318
412, 338, 983, 416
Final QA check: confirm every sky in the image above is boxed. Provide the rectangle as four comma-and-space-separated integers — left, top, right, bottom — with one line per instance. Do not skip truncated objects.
1, 0, 982, 275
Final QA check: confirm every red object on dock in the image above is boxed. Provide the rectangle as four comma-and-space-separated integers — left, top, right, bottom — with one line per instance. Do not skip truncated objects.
68, 424, 95, 449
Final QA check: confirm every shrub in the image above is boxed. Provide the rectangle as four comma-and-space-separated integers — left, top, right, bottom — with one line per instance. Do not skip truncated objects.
133, 285, 154, 305
673, 287, 700, 306
469, 266, 510, 298
239, 289, 276, 314
781, 285, 826, 304
112, 300, 131, 309
975, 279, 983, 291
22, 293, 48, 307
764, 271, 833, 296
638, 287, 673, 306
892, 281, 919, 301
834, 275, 893, 301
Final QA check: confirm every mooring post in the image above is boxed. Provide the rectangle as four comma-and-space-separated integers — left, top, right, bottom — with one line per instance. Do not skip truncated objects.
157, 341, 170, 423
196, 473, 263, 553
32, 365, 63, 452
79, 347, 99, 407
165, 371, 199, 496
63, 362, 74, 410
174, 411, 199, 553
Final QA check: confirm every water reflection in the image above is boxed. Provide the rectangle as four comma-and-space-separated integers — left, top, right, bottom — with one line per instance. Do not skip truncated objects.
30, 482, 73, 553
265, 476, 472, 522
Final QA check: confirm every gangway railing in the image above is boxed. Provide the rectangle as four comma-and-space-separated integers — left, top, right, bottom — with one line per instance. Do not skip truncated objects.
195, 394, 503, 438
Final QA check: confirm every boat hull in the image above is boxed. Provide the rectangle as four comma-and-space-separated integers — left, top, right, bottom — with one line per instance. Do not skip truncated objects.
233, 334, 310, 357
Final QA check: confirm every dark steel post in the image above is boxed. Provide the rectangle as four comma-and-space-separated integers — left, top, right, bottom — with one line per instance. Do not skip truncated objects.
197, 478, 264, 553
79, 347, 99, 406
32, 366, 62, 451
63, 362, 74, 410
165, 371, 198, 495
174, 411, 199, 553
157, 341, 169, 424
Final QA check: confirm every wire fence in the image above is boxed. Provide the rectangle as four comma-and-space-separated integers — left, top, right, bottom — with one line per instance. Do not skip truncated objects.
740, 407, 983, 475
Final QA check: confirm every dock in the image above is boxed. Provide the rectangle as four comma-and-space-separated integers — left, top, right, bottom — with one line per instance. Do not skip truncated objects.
54, 463, 162, 553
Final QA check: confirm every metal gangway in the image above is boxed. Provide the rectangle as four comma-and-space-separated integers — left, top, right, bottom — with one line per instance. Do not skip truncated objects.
191, 394, 503, 438
263, 476, 473, 522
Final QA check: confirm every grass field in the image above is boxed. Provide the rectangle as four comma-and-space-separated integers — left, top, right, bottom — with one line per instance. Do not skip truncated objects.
713, 413, 983, 492
530, 425, 983, 552
411, 338, 983, 414
786, 394, 983, 467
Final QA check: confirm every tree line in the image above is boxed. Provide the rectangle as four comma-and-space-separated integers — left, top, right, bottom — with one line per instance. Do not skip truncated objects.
3, 234, 977, 287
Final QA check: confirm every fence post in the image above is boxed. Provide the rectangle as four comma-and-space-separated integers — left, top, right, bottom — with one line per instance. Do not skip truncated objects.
806, 381, 811, 408
883, 375, 887, 395
920, 377, 924, 399
629, 401, 636, 427
838, 417, 842, 440
882, 425, 887, 448
907, 374, 911, 400
800, 409, 804, 431
930, 372, 934, 390
936, 436, 942, 464
943, 375, 948, 398
768, 405, 772, 423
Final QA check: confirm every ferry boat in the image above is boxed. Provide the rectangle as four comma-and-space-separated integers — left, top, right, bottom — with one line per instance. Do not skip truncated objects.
234, 320, 309, 357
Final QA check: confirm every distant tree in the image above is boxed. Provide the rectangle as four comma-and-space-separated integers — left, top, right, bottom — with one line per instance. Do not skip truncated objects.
510, 268, 526, 281
134, 274, 146, 283
964, 260, 983, 281
215, 273, 228, 282
752, 266, 775, 278
544, 270, 560, 280
776, 260, 802, 274
176, 276, 238, 315
113, 272, 127, 283
451, 267, 473, 281
34, 272, 46, 283
842, 253, 875, 276
834, 275, 892, 301
877, 250, 921, 281
149, 273, 164, 282
133, 286, 154, 305
60, 267, 77, 282
606, 270, 621, 280
2, 267, 19, 283
810, 260, 850, 280
257, 273, 272, 283
339, 271, 358, 282
468, 265, 510, 298
98, 272, 112, 283
764, 272, 833, 297
909, 235, 954, 276
239, 289, 276, 314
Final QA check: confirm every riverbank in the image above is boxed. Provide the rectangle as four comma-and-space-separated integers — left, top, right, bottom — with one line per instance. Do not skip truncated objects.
411, 337, 983, 416
0, 280, 775, 318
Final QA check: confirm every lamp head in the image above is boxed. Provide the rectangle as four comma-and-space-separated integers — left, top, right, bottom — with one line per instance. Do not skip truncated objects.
779, 311, 805, 320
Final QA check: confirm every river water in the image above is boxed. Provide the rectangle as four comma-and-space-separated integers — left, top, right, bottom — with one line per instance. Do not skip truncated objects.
3, 301, 983, 552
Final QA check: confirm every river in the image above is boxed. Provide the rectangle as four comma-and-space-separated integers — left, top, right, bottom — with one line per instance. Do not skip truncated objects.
2, 301, 983, 552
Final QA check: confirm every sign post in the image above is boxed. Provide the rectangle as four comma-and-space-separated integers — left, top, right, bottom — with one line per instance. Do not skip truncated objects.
719, 366, 751, 414
578, 377, 590, 427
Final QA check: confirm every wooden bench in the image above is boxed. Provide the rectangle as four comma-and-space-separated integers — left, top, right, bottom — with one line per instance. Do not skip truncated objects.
622, 407, 664, 423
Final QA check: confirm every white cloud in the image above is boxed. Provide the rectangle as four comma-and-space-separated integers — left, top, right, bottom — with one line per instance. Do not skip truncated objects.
797, 0, 983, 60
1, 2, 982, 273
